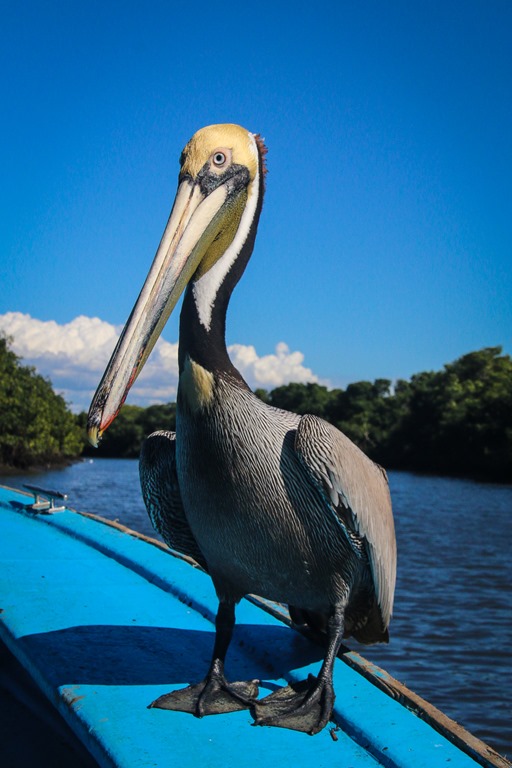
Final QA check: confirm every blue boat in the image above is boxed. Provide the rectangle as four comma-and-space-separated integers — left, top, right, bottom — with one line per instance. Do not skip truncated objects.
0, 483, 509, 768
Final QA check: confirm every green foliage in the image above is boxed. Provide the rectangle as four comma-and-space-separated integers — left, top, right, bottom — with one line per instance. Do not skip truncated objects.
388, 347, 512, 480
268, 382, 336, 417
0, 334, 83, 469
325, 379, 394, 454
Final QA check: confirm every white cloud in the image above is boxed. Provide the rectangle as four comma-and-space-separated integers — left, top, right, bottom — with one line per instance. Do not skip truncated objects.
229, 341, 318, 388
0, 312, 320, 412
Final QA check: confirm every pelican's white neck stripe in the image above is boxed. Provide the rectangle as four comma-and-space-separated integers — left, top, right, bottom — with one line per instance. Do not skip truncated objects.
192, 134, 260, 332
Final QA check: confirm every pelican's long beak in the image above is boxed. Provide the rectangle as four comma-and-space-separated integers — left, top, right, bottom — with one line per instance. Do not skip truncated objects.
87, 175, 239, 446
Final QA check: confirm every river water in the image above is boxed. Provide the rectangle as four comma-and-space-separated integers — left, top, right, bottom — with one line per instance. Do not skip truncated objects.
5, 460, 511, 758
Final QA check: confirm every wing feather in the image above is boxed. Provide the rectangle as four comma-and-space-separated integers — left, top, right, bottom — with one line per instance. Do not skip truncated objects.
139, 430, 208, 571
294, 414, 396, 628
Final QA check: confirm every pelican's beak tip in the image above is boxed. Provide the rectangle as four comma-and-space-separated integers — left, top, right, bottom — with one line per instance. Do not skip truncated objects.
87, 424, 102, 449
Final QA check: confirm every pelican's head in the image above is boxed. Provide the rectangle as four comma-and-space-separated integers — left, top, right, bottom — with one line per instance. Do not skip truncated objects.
87, 124, 266, 446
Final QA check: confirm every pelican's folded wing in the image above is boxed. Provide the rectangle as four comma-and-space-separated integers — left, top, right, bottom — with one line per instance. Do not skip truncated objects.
140, 430, 208, 571
294, 414, 396, 630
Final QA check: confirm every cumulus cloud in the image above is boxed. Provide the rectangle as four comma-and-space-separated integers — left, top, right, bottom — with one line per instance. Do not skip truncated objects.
0, 312, 320, 412
230, 342, 318, 388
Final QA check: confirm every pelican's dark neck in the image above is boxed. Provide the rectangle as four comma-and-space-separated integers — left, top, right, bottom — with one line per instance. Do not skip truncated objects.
178, 180, 264, 379
178, 279, 237, 377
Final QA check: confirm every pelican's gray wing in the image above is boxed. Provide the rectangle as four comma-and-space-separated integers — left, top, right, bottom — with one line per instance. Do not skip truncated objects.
139, 430, 208, 571
294, 414, 396, 631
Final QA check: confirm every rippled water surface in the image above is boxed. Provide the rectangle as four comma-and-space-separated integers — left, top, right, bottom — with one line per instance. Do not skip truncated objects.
5, 460, 511, 757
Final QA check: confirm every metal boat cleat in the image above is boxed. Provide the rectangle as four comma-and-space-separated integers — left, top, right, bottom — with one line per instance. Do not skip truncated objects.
23, 484, 68, 513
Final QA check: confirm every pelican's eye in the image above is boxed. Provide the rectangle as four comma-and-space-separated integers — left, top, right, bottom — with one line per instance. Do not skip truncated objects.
211, 148, 231, 170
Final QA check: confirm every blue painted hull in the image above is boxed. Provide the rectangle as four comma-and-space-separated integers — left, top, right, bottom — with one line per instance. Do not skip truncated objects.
0, 485, 508, 768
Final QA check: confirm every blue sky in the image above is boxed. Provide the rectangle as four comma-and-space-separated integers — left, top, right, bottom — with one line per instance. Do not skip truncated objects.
1, 1, 511, 410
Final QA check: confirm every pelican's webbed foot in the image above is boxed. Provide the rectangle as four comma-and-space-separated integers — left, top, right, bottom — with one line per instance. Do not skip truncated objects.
252, 674, 334, 735
150, 600, 259, 716
149, 668, 259, 717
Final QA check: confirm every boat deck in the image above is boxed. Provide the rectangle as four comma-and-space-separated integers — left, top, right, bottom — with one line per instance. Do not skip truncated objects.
0, 485, 507, 768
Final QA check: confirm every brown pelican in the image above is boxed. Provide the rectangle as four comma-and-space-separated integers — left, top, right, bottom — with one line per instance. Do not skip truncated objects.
87, 124, 396, 735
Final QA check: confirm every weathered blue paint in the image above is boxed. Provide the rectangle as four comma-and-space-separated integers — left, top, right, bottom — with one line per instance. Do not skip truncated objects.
0, 485, 498, 768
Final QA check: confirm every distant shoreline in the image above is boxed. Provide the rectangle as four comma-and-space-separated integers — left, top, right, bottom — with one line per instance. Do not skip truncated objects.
0, 458, 78, 477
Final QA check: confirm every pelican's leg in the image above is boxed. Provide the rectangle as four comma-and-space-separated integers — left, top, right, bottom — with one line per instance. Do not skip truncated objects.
253, 605, 344, 735
149, 600, 259, 716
